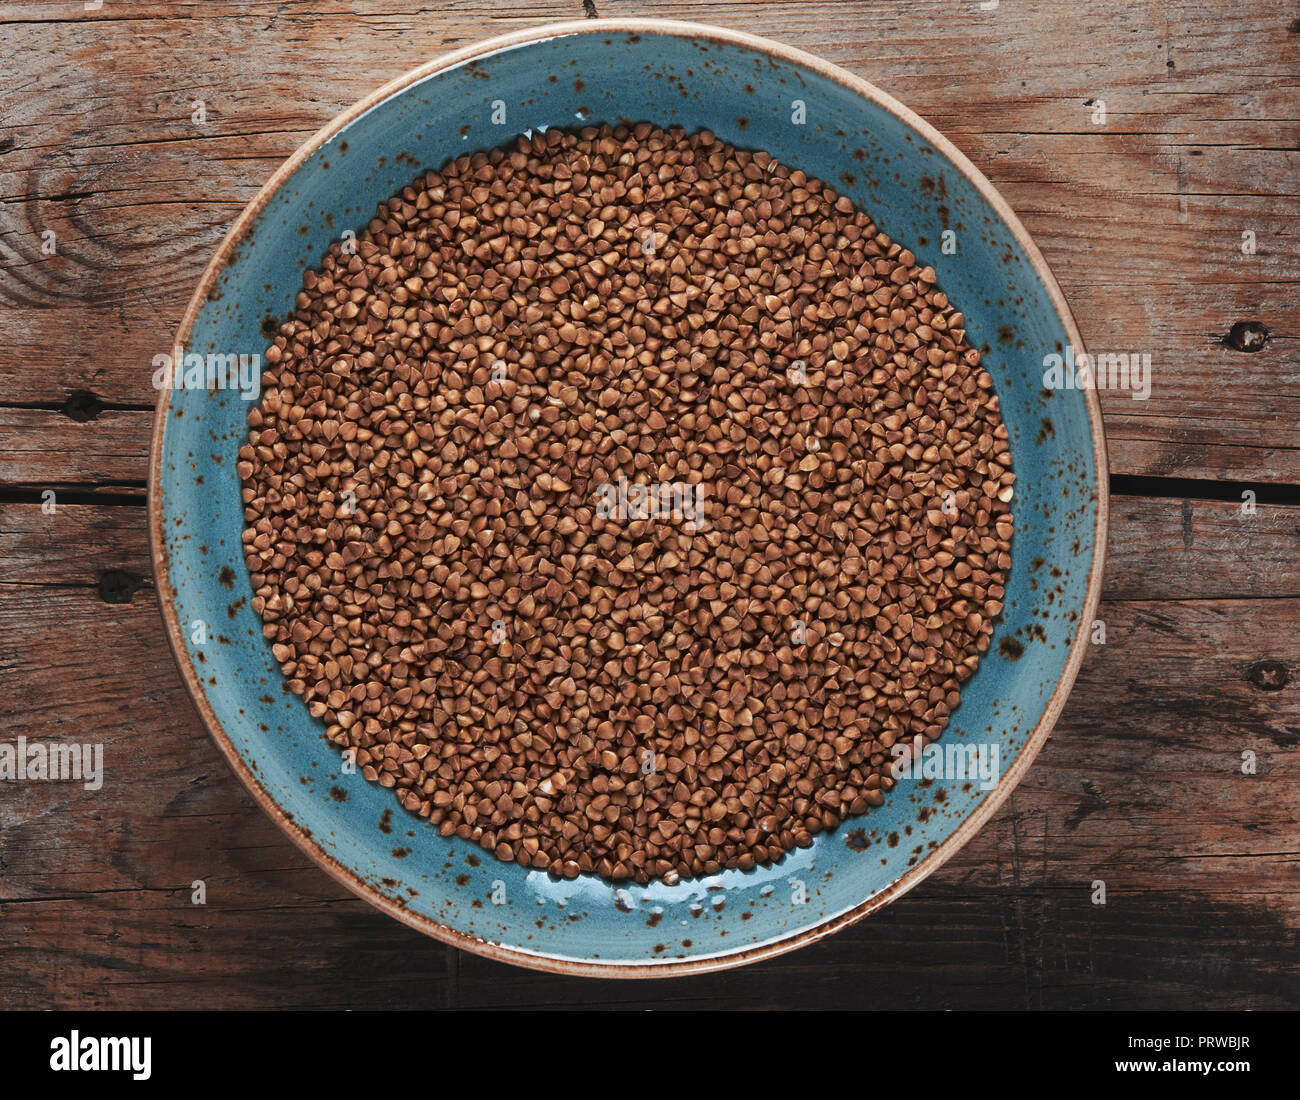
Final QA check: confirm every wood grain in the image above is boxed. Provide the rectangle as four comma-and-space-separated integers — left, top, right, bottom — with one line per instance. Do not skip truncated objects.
1, 0, 1297, 1010
1, 497, 1295, 1009
1, 1, 1296, 480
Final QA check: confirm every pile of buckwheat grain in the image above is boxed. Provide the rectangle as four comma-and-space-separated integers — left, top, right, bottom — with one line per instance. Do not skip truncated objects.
239, 123, 1014, 885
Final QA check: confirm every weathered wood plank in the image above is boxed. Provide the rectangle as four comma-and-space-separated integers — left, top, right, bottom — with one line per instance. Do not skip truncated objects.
1, 1, 1296, 481
0, 500, 150, 582
1105, 494, 1300, 600
1, 497, 1295, 1008
0, 408, 151, 488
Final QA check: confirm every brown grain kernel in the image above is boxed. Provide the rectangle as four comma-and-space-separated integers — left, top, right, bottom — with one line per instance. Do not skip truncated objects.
241, 123, 1014, 886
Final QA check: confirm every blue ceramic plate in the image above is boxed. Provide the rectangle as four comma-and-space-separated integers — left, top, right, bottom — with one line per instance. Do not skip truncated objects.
150, 19, 1107, 975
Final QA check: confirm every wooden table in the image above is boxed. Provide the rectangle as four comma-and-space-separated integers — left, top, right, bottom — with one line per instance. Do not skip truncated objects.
1, 1, 1296, 1010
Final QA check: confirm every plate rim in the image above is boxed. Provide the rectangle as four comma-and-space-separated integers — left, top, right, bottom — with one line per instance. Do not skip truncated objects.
148, 16, 1110, 979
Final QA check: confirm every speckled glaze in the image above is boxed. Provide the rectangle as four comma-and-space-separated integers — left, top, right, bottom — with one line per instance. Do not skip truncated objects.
149, 19, 1107, 976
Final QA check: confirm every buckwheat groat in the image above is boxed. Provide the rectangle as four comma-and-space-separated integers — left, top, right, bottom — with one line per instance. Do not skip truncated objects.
239, 123, 1014, 884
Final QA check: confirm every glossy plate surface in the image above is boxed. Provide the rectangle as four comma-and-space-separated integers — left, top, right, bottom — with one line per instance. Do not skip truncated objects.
150, 19, 1107, 975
